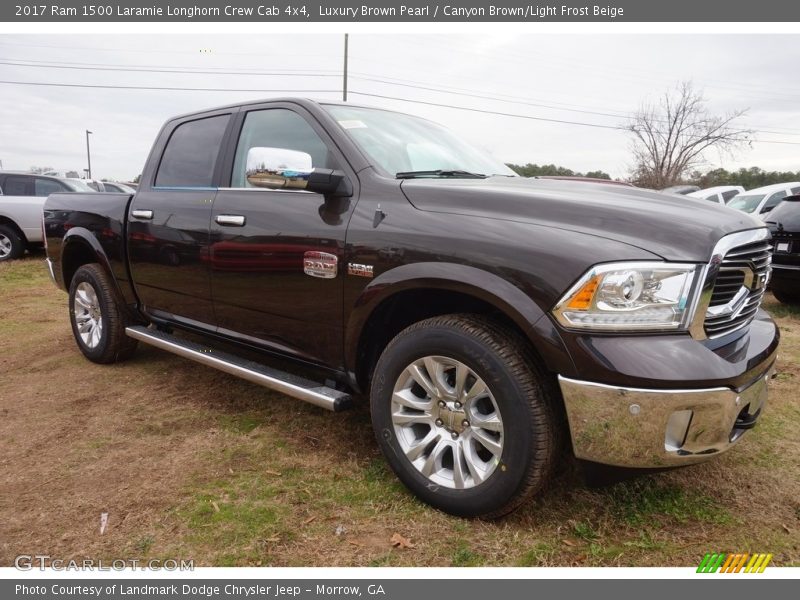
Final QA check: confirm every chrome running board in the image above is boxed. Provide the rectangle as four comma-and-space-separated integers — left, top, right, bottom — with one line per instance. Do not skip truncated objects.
125, 326, 352, 412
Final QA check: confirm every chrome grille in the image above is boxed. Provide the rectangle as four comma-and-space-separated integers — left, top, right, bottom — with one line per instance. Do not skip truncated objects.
704, 239, 772, 338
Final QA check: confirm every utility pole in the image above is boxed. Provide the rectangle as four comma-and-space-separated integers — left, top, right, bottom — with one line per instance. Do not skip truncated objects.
85, 130, 93, 179
342, 33, 348, 102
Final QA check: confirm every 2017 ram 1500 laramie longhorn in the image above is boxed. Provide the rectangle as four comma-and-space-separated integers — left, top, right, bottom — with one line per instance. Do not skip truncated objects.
43, 98, 779, 517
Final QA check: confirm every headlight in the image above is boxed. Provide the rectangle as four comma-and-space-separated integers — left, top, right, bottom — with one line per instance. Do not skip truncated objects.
552, 262, 700, 331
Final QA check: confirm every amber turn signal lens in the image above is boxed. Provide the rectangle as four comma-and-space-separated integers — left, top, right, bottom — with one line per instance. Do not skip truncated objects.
566, 275, 601, 310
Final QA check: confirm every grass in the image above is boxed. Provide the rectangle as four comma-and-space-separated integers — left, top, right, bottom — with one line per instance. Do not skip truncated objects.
1, 255, 799, 567
600, 479, 734, 526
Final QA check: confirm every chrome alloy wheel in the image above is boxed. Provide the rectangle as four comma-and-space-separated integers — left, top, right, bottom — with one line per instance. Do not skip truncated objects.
391, 356, 504, 489
73, 281, 104, 349
0, 233, 12, 259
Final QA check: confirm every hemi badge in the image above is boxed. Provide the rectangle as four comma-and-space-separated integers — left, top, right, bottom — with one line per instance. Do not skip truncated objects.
303, 251, 338, 279
348, 263, 374, 278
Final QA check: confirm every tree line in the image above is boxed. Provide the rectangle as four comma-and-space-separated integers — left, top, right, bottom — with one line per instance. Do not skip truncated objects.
507, 163, 800, 190
506, 163, 611, 180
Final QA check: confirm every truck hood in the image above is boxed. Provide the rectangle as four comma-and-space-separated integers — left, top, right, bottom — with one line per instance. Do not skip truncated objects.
400, 177, 764, 262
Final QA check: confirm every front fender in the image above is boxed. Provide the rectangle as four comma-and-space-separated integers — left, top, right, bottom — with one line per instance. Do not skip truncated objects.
345, 261, 576, 376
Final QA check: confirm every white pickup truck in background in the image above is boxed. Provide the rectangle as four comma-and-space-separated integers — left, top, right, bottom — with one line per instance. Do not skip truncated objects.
0, 171, 95, 261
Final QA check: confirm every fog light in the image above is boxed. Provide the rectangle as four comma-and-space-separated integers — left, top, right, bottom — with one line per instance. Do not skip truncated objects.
665, 410, 693, 452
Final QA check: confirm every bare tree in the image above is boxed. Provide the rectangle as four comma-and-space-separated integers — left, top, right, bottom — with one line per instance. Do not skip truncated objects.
29, 165, 54, 174
626, 82, 753, 189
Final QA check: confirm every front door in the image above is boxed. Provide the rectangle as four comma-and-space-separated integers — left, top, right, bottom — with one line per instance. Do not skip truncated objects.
210, 105, 356, 367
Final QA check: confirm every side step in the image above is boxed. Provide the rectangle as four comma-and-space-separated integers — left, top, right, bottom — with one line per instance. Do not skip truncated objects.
125, 326, 352, 412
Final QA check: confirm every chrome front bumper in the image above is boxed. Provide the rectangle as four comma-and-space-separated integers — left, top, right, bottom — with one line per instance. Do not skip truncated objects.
559, 364, 776, 468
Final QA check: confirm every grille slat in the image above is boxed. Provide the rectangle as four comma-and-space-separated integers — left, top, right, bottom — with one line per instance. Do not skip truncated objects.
708, 270, 746, 307
703, 240, 772, 338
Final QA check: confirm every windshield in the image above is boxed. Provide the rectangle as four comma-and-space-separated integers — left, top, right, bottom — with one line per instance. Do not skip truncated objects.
63, 179, 96, 192
727, 194, 765, 213
323, 105, 516, 178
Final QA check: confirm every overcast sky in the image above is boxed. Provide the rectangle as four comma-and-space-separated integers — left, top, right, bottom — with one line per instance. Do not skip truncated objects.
1, 33, 799, 181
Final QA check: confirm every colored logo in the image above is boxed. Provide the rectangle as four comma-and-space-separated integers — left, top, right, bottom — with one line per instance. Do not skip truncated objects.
697, 552, 772, 573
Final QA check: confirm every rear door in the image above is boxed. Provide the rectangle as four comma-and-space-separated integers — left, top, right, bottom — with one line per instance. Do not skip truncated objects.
128, 111, 233, 328
209, 103, 358, 367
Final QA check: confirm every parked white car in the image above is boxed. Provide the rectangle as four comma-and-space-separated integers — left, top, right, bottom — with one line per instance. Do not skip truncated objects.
688, 185, 744, 205
0, 171, 94, 261
727, 182, 800, 218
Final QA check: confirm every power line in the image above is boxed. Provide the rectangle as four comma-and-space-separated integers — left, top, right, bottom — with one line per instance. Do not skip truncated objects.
347, 91, 800, 145
0, 59, 340, 77
395, 35, 800, 102
1, 78, 798, 146
348, 91, 628, 130
0, 40, 337, 59
6, 56, 800, 137
0, 56, 341, 73
0, 80, 341, 93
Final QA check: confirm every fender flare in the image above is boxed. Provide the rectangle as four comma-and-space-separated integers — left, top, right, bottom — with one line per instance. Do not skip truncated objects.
344, 262, 576, 377
60, 227, 120, 294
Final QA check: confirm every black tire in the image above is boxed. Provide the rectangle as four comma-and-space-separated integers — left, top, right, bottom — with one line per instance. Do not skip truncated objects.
370, 314, 559, 518
68, 263, 138, 363
772, 288, 800, 305
0, 224, 25, 262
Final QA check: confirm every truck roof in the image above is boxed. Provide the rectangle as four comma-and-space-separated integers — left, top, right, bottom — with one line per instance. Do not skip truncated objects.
163, 97, 403, 123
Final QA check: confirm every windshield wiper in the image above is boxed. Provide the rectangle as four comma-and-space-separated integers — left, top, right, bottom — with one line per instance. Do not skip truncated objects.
395, 169, 488, 179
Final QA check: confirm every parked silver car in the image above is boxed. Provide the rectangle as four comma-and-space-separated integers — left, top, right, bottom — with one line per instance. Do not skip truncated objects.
0, 171, 94, 261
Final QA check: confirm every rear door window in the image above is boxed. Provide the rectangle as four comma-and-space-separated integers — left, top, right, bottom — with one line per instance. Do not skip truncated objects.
155, 114, 230, 188
721, 189, 740, 202
1, 175, 34, 196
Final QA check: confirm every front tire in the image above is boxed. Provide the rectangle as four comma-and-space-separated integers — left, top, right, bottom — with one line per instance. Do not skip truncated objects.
68, 264, 138, 363
370, 314, 558, 518
0, 225, 25, 262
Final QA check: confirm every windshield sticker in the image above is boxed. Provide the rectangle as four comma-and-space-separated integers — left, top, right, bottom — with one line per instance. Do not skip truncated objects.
338, 119, 368, 129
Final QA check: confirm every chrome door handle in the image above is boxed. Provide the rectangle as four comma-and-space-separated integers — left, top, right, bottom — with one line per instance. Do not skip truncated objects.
131, 209, 153, 220
215, 215, 246, 227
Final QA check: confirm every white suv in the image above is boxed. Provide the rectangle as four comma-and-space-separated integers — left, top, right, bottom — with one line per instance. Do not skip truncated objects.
727, 182, 800, 219
0, 171, 94, 261
688, 185, 744, 205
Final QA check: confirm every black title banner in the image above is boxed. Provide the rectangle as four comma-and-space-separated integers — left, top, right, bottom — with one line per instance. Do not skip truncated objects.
3, 1, 800, 22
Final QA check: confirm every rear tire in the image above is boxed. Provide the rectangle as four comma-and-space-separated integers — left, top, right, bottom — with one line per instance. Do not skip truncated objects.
772, 288, 800, 305
370, 314, 558, 518
68, 264, 138, 363
0, 225, 24, 262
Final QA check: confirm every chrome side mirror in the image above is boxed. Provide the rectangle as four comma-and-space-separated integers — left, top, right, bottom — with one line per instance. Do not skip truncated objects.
245, 147, 352, 197
246, 147, 313, 190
